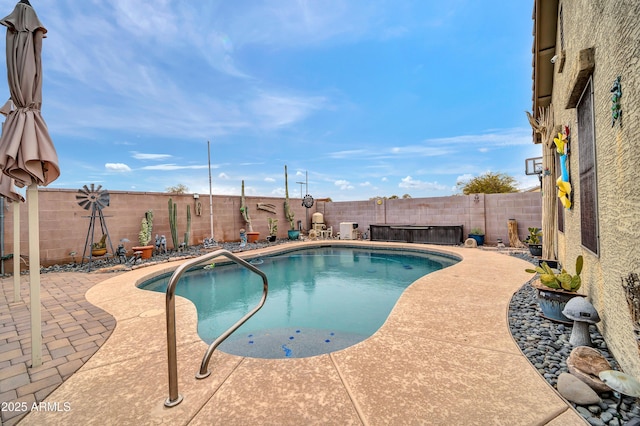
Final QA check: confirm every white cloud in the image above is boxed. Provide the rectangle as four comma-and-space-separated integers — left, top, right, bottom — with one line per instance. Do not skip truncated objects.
271, 187, 285, 197
456, 173, 475, 184
141, 164, 209, 171
360, 181, 372, 187
248, 92, 327, 128
264, 177, 276, 182
328, 149, 368, 159
105, 163, 131, 172
218, 173, 230, 180
517, 175, 542, 191
335, 179, 353, 190
131, 152, 172, 160
423, 128, 532, 148
399, 176, 447, 191
113, 0, 178, 40
389, 145, 452, 157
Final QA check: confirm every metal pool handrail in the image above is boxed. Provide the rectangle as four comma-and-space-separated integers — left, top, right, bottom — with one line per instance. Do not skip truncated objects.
164, 249, 268, 408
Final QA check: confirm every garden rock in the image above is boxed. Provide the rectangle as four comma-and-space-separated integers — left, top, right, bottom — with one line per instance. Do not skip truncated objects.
567, 346, 612, 393
557, 372, 601, 405
464, 238, 477, 248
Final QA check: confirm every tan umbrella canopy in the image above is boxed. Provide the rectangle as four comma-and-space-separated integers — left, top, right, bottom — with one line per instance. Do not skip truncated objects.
0, 0, 59, 368
0, 0, 58, 185
0, 170, 23, 201
0, 100, 24, 201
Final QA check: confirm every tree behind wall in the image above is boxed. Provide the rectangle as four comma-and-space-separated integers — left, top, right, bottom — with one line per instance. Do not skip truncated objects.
166, 184, 189, 194
457, 172, 518, 195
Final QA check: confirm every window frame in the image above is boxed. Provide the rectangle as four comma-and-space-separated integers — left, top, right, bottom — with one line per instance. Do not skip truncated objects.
576, 76, 600, 255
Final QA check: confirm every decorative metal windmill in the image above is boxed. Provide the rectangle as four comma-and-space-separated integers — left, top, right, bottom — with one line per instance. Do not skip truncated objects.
77, 184, 114, 267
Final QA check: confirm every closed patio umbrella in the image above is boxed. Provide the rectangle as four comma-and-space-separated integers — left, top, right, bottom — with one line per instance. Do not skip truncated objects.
0, 0, 59, 368
0, 0, 58, 185
0, 168, 23, 202
0, 95, 24, 306
0, 100, 25, 202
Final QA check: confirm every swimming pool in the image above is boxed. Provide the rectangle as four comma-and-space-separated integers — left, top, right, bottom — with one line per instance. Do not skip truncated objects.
139, 246, 458, 358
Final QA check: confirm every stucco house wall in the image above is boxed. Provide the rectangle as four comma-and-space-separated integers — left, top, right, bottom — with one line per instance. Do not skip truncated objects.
539, 1, 640, 377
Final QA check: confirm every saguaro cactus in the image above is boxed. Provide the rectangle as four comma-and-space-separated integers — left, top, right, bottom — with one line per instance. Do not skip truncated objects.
139, 210, 153, 246
240, 180, 253, 232
168, 198, 179, 249
184, 204, 191, 246
284, 165, 295, 230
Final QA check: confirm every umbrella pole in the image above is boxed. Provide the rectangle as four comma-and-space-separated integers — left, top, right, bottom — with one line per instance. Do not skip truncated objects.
13, 201, 20, 302
27, 183, 41, 367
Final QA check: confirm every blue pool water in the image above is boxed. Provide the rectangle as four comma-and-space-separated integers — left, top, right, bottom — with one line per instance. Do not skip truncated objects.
139, 246, 458, 358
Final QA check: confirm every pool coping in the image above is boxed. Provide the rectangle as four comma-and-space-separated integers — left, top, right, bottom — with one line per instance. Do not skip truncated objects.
19, 241, 586, 425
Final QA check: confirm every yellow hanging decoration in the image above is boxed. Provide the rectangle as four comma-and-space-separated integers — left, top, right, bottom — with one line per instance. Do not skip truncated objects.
557, 177, 572, 209
553, 132, 567, 155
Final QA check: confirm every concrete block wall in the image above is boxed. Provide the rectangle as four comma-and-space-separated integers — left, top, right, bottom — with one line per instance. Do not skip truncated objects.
484, 193, 542, 245
1, 189, 308, 271
0, 190, 540, 272
319, 193, 541, 244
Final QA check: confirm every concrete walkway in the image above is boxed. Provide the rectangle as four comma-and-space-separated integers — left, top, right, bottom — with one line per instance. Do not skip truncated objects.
2, 242, 585, 425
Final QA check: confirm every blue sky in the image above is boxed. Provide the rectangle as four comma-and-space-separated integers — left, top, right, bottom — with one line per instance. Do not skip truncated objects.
1, 0, 542, 201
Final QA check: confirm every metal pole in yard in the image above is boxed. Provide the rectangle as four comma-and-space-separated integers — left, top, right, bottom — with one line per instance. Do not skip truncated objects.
208, 141, 214, 240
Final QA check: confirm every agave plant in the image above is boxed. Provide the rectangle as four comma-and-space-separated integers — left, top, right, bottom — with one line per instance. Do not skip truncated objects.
526, 255, 583, 292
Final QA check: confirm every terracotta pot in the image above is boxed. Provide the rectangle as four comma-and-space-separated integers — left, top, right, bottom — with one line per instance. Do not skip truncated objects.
132, 245, 154, 259
246, 232, 260, 243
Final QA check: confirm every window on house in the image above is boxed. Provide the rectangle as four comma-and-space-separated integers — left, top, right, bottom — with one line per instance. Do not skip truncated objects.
559, 4, 565, 51
577, 77, 599, 254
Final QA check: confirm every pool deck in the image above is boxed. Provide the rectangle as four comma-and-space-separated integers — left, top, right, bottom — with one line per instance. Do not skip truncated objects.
4, 241, 585, 425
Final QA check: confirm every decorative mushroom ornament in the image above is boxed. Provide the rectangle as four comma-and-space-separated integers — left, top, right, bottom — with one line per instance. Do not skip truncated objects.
562, 297, 600, 346
598, 370, 640, 412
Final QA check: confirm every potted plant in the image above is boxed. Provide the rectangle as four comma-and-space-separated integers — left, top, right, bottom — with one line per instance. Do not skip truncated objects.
525, 255, 584, 323
284, 165, 299, 240
240, 180, 260, 242
468, 228, 484, 246
132, 210, 154, 259
267, 217, 278, 242
91, 234, 107, 257
526, 227, 543, 256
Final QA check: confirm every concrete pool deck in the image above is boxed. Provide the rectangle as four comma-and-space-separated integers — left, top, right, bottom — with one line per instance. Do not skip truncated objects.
7, 241, 585, 425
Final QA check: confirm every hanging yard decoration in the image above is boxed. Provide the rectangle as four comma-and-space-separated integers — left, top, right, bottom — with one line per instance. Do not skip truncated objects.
554, 126, 572, 209
302, 194, 314, 208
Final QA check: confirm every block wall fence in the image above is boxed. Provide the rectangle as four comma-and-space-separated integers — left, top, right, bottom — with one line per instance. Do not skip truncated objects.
0, 189, 541, 272
316, 192, 541, 245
